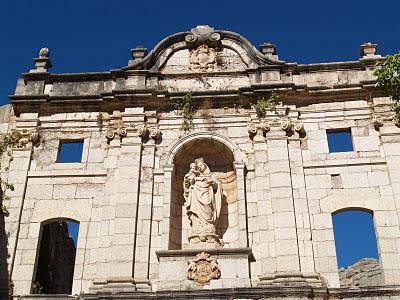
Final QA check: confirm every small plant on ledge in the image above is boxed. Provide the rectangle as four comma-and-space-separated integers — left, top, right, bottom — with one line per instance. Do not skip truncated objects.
374, 53, 400, 126
251, 91, 279, 118
170, 92, 196, 131
0, 130, 23, 215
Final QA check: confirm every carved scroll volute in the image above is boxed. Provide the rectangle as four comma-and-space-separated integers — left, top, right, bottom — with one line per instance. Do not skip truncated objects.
137, 125, 148, 138
185, 34, 197, 48
281, 119, 292, 132
105, 129, 115, 141
248, 122, 270, 140
259, 121, 270, 133
149, 127, 161, 140
19, 129, 41, 146
294, 122, 305, 133
247, 123, 258, 136
28, 129, 40, 145
106, 125, 127, 142
373, 116, 383, 130
116, 126, 127, 139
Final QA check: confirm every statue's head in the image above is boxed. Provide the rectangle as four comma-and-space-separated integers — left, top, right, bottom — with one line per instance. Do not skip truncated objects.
195, 157, 207, 173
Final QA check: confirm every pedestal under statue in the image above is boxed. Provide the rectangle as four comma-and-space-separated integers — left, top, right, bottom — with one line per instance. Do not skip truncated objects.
183, 158, 223, 248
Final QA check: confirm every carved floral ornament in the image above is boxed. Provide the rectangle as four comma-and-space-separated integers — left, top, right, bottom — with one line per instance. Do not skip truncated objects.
187, 252, 221, 285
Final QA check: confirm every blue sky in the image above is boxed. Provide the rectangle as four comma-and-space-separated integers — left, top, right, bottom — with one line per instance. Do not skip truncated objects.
2, 0, 391, 267
1, 0, 399, 105
333, 211, 379, 268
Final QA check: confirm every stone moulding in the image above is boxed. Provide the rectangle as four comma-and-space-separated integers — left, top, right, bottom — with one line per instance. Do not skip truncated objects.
67, 285, 400, 299
187, 252, 221, 286
164, 131, 246, 165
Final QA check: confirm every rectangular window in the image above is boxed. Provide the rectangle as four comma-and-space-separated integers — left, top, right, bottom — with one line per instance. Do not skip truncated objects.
327, 129, 353, 153
57, 140, 84, 163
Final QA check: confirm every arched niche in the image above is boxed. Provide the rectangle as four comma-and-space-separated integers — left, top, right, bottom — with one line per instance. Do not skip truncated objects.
162, 133, 247, 250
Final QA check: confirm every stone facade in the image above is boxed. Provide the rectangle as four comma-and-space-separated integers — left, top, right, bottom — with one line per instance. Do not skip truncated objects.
1, 25, 400, 299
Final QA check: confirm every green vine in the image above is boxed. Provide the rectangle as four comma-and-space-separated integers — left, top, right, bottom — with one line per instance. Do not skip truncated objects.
170, 92, 196, 131
0, 130, 23, 215
251, 91, 279, 118
374, 53, 400, 125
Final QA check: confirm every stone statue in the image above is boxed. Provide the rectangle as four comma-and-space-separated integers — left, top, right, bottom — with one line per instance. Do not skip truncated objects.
183, 158, 223, 247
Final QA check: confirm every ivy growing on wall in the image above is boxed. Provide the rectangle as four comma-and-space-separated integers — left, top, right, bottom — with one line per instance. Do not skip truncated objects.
170, 92, 196, 131
251, 91, 279, 118
0, 130, 23, 215
374, 53, 400, 125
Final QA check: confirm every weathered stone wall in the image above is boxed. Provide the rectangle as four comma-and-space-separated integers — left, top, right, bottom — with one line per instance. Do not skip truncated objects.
2, 26, 400, 299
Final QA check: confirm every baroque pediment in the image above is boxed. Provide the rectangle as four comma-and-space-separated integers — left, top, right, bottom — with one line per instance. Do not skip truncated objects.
124, 25, 284, 73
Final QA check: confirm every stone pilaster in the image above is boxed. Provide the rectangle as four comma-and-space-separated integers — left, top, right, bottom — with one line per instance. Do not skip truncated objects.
259, 131, 307, 285
8, 113, 39, 295
132, 142, 155, 290
92, 123, 143, 291
288, 138, 321, 285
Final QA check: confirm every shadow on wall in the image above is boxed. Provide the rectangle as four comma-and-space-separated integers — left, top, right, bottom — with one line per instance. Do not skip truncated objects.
0, 189, 10, 299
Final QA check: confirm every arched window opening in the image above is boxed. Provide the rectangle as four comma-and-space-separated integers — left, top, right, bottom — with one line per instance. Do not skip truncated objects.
31, 219, 79, 294
332, 210, 382, 287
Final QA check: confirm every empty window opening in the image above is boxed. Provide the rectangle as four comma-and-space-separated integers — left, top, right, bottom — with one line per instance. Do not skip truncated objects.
32, 220, 79, 294
327, 129, 353, 153
57, 140, 83, 163
332, 210, 382, 287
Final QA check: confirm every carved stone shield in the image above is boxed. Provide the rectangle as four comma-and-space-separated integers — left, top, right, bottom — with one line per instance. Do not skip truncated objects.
187, 252, 221, 285
189, 45, 217, 72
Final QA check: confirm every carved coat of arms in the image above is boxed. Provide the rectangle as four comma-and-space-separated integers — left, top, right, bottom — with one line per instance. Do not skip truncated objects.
187, 252, 221, 285
189, 45, 217, 72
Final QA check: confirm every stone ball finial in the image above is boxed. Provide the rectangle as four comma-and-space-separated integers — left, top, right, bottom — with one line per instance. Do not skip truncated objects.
39, 47, 50, 58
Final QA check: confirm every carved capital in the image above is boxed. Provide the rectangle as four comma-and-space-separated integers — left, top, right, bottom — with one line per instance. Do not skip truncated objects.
281, 119, 292, 132
247, 123, 258, 135
137, 125, 148, 138
247, 121, 270, 138
149, 126, 161, 140
372, 116, 383, 129
187, 252, 221, 286
106, 125, 127, 142
105, 129, 115, 141
259, 121, 270, 133
19, 129, 40, 146
116, 126, 127, 138
294, 122, 305, 133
